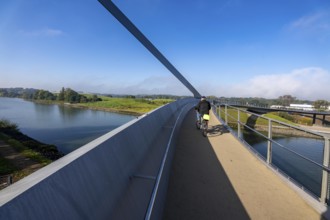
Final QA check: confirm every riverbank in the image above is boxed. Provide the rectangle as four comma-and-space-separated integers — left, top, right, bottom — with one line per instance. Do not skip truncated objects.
0, 121, 64, 189
0, 139, 44, 189
299, 125, 330, 138
34, 96, 174, 115
66, 103, 143, 116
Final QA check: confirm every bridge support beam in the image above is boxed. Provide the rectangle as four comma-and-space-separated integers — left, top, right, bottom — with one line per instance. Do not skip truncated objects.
313, 114, 316, 125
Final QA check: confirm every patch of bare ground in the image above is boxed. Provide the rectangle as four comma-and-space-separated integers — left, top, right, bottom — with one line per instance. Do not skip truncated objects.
0, 140, 45, 189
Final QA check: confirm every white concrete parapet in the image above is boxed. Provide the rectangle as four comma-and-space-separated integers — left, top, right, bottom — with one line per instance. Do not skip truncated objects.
0, 98, 197, 220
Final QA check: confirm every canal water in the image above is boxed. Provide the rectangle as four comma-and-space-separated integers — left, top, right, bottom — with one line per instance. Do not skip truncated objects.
237, 128, 326, 198
0, 97, 135, 154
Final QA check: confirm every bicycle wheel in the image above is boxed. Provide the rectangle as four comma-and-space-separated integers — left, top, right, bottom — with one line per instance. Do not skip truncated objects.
202, 129, 207, 137
201, 120, 207, 137
196, 120, 200, 129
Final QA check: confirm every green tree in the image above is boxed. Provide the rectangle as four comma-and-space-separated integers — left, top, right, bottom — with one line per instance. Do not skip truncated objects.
91, 94, 102, 102
57, 87, 65, 101
32, 90, 56, 100
278, 95, 296, 106
313, 100, 329, 110
80, 96, 88, 103
64, 88, 78, 103
22, 91, 34, 99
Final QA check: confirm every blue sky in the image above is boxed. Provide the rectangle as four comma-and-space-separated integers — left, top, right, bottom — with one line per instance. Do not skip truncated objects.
1, 0, 330, 100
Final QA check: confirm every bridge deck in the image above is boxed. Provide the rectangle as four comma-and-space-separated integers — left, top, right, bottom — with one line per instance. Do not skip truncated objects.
163, 109, 324, 220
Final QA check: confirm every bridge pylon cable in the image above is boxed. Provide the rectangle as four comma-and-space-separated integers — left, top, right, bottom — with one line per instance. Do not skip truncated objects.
98, 0, 201, 98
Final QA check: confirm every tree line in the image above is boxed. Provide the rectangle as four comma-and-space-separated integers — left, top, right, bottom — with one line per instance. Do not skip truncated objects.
0, 87, 102, 103
1, 88, 328, 110
215, 94, 329, 110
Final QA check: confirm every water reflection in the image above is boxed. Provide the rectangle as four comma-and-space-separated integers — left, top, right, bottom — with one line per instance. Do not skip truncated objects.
0, 97, 135, 154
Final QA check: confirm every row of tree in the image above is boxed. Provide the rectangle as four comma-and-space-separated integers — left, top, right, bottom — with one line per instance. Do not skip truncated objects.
216, 94, 329, 110
274, 95, 329, 109
313, 100, 329, 109
1, 88, 329, 109
0, 87, 102, 103
57, 87, 102, 103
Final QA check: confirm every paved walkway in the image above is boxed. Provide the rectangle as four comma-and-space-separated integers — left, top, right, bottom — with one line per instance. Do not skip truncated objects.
163, 109, 325, 220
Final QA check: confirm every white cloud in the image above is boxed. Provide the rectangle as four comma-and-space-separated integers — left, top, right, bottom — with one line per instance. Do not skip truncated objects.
62, 75, 192, 96
288, 11, 330, 39
107, 76, 191, 95
291, 13, 325, 29
20, 28, 64, 37
45, 68, 330, 100
225, 67, 330, 101
2, 67, 329, 101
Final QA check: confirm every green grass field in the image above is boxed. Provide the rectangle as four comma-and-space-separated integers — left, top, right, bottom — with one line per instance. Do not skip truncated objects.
77, 97, 174, 115
219, 108, 297, 126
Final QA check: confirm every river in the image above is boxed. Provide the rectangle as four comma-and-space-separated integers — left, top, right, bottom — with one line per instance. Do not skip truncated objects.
0, 97, 135, 154
237, 128, 326, 198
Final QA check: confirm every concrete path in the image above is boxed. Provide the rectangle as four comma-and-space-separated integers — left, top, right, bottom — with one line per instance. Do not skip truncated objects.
163, 109, 324, 220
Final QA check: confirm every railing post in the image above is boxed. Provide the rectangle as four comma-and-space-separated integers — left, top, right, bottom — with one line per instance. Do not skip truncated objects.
237, 109, 241, 139
7, 175, 13, 185
267, 119, 272, 164
225, 105, 228, 125
320, 138, 330, 204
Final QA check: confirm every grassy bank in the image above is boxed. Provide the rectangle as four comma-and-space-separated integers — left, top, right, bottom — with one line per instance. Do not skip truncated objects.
76, 97, 174, 115
217, 108, 322, 139
32, 96, 174, 115
218, 108, 316, 128
0, 119, 63, 184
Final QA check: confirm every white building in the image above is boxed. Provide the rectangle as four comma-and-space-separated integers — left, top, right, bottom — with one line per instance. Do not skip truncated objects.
289, 104, 314, 111
270, 105, 284, 109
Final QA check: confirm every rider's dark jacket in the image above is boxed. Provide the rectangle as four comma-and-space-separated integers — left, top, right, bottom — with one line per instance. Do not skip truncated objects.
196, 100, 211, 115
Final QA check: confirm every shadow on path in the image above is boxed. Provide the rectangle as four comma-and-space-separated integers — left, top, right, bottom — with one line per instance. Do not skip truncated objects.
163, 109, 250, 220
206, 124, 229, 137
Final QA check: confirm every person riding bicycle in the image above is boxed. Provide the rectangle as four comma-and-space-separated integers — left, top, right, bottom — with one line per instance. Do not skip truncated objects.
195, 96, 211, 122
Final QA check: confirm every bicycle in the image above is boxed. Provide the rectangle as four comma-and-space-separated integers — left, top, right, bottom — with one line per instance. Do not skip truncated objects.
196, 114, 210, 137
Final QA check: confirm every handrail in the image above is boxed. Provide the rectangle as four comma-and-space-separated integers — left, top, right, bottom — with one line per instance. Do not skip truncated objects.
144, 102, 193, 220
215, 101, 330, 115
217, 101, 329, 137
237, 106, 329, 138
214, 104, 330, 204
241, 121, 330, 172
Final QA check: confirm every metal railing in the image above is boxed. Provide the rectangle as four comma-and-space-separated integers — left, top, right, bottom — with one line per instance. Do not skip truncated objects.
215, 100, 330, 115
214, 104, 330, 204
144, 102, 195, 220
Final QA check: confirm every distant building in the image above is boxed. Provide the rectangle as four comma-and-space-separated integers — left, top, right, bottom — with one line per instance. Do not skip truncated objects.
270, 105, 284, 109
323, 106, 330, 111
289, 104, 314, 111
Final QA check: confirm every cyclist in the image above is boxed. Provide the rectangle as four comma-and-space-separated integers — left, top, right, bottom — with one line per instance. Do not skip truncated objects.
195, 96, 211, 124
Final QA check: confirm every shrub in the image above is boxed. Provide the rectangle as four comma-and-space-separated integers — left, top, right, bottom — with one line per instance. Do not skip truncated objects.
0, 119, 19, 131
